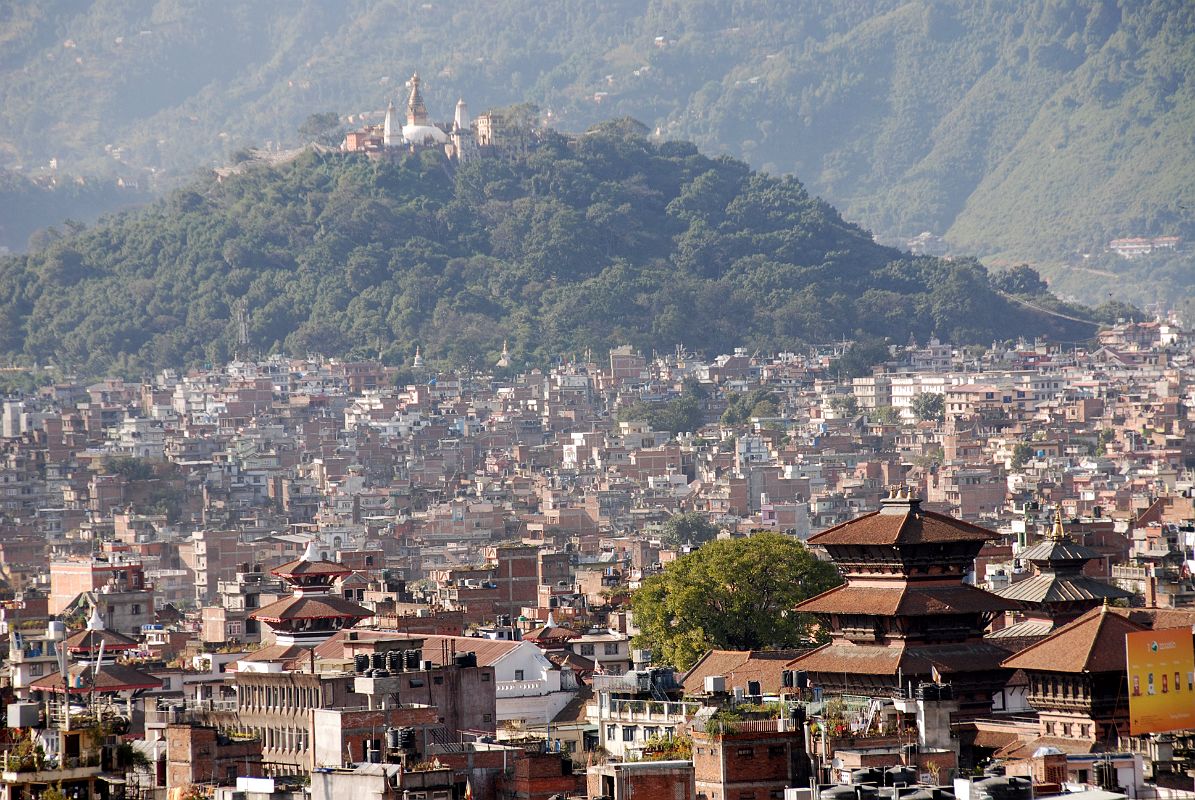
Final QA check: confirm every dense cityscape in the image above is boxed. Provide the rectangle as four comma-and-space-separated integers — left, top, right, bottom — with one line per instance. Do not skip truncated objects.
1, 4, 1194, 800
0, 317, 1188, 800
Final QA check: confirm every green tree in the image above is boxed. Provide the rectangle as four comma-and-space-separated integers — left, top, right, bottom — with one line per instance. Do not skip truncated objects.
833, 338, 890, 378
101, 455, 154, 481
992, 264, 1048, 296
910, 392, 945, 422
869, 405, 900, 425
660, 511, 720, 547
297, 112, 344, 147
1010, 441, 1034, 469
828, 395, 858, 417
631, 532, 842, 670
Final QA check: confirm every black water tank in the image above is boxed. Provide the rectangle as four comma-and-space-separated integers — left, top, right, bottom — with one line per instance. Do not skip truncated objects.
370, 652, 385, 670
856, 785, 879, 800
405, 650, 421, 669
386, 728, 402, 749
885, 767, 917, 787
387, 651, 402, 672
976, 777, 1031, 800
398, 727, 416, 750
354, 654, 369, 673
851, 769, 880, 785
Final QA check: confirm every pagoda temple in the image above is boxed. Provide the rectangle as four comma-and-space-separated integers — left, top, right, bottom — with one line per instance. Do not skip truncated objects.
244, 542, 371, 667
997, 604, 1144, 755
30, 608, 161, 716
786, 489, 1016, 717
989, 511, 1132, 646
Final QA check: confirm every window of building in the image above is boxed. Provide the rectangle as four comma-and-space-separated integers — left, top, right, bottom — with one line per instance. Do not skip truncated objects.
580, 644, 595, 656
483, 714, 492, 723
433, 676, 443, 685
623, 726, 637, 742
130, 604, 141, 615
739, 792, 756, 800
604, 642, 620, 655
736, 747, 754, 758
514, 670, 525, 680
481, 673, 490, 682
30, 664, 43, 676
409, 678, 425, 688
768, 745, 785, 757
607, 725, 616, 741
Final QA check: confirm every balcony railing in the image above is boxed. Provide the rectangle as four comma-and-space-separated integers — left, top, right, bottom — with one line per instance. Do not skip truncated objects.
495, 679, 555, 699
603, 699, 702, 722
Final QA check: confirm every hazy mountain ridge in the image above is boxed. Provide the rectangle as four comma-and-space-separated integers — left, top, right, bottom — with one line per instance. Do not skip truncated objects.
0, 127, 1096, 377
2, 0, 1192, 292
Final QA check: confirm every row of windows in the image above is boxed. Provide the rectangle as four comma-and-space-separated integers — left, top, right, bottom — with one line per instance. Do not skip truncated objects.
1044, 721, 1091, 738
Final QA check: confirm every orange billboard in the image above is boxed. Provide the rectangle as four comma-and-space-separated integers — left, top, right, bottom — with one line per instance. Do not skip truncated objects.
1126, 627, 1195, 735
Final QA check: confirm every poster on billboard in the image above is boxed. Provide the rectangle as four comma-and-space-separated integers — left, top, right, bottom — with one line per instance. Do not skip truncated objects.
1126, 627, 1195, 735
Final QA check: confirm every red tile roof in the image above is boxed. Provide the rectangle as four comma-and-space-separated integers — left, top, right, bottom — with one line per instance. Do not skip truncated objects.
681, 649, 809, 695
1001, 606, 1147, 673
31, 662, 161, 693
809, 501, 996, 547
795, 584, 1015, 616
272, 558, 351, 578
787, 640, 1014, 677
64, 627, 139, 653
251, 593, 371, 623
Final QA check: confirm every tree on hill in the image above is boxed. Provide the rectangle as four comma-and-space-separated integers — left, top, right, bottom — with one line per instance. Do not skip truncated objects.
631, 532, 842, 670
911, 392, 945, 422
659, 511, 720, 547
0, 126, 1096, 378
297, 112, 345, 147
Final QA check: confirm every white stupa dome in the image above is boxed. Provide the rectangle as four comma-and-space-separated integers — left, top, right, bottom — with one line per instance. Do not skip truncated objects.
403, 124, 448, 144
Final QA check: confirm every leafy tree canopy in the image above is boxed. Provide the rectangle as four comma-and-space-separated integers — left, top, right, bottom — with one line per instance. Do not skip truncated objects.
631, 531, 842, 670
910, 392, 945, 422
0, 128, 1095, 377
659, 511, 720, 548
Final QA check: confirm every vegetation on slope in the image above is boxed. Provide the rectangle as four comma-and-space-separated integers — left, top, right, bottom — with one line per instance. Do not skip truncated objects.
1, 0, 1192, 284
0, 125, 1098, 377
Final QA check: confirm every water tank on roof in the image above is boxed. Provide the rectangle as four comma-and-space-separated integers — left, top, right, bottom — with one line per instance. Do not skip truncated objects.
386, 651, 402, 672
370, 653, 385, 670
405, 650, 421, 670
354, 654, 369, 673
855, 786, 879, 800
885, 767, 917, 787
7, 703, 38, 728
975, 777, 1031, 800
819, 786, 856, 800
850, 769, 880, 786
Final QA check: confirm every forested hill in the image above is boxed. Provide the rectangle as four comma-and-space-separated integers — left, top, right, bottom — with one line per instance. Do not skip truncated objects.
0, 125, 1098, 377
2, 0, 1193, 284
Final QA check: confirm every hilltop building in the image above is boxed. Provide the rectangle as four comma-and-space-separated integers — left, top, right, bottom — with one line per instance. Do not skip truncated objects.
342, 72, 521, 161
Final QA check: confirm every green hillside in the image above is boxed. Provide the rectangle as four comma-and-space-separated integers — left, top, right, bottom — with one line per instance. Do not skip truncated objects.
1, 0, 1192, 297
0, 126, 1097, 377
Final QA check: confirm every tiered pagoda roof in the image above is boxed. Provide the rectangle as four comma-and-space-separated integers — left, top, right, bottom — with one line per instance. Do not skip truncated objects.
995, 513, 1132, 609
787, 489, 1015, 714
248, 541, 370, 650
